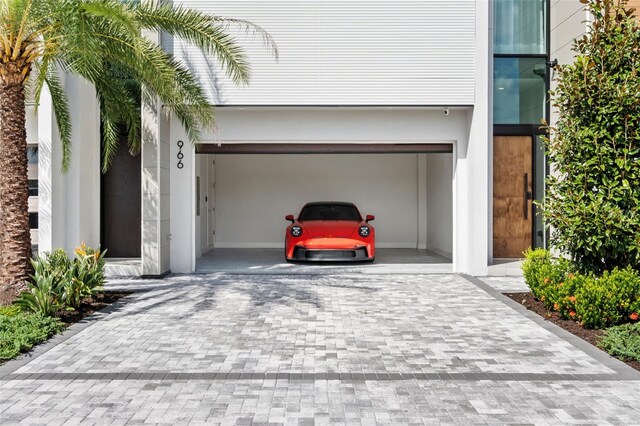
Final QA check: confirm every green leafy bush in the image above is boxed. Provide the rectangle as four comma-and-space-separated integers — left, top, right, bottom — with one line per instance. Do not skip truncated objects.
522, 248, 574, 309
0, 312, 63, 360
43, 249, 73, 285
522, 248, 553, 295
535, 259, 573, 310
72, 243, 106, 300
13, 273, 63, 317
575, 267, 640, 329
0, 306, 20, 317
14, 244, 106, 315
543, 0, 640, 274
598, 323, 640, 362
522, 249, 640, 328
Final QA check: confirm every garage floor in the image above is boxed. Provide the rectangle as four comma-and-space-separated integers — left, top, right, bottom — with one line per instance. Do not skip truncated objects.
195, 248, 452, 274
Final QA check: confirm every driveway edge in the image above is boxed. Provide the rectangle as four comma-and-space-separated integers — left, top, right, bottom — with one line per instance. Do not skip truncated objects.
461, 274, 640, 380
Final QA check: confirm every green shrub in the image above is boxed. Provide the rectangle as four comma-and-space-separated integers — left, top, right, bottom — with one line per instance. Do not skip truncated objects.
522, 248, 553, 295
13, 273, 63, 317
556, 273, 588, 320
72, 243, 106, 302
542, 0, 640, 275
598, 323, 640, 362
0, 312, 63, 360
575, 267, 640, 329
14, 243, 106, 315
0, 306, 21, 317
43, 249, 73, 285
522, 248, 575, 310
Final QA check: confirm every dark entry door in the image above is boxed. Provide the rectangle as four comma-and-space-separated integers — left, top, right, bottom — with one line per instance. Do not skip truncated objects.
101, 140, 141, 257
493, 136, 533, 258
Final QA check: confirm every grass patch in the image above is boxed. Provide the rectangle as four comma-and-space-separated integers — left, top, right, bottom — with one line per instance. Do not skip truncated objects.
0, 311, 64, 361
599, 323, 640, 362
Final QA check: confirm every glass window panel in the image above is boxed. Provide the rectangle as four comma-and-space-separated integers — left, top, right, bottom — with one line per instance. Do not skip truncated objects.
28, 180, 38, 197
494, 0, 547, 54
27, 146, 38, 164
29, 212, 38, 230
494, 57, 547, 124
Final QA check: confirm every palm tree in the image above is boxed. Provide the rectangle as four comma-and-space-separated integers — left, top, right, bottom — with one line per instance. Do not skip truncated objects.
0, 0, 276, 301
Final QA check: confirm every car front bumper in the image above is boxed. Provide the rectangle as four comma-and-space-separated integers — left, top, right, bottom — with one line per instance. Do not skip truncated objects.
286, 237, 374, 261
290, 246, 371, 261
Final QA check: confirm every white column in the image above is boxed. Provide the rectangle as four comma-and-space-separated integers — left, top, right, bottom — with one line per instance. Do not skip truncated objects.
453, 0, 490, 275
38, 83, 65, 253
38, 75, 103, 256
63, 76, 101, 251
169, 122, 195, 273
140, 25, 172, 277
141, 96, 171, 277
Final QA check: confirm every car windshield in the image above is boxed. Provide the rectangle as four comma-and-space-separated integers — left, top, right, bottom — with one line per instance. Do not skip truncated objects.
299, 204, 362, 221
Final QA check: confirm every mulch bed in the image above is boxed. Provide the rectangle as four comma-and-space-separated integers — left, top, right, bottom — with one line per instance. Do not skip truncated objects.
504, 291, 640, 373
56, 291, 131, 325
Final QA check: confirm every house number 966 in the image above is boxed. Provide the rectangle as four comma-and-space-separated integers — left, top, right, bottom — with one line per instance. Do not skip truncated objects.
176, 140, 184, 169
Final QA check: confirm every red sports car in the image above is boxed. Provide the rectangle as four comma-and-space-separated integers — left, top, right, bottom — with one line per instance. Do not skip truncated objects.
285, 202, 375, 262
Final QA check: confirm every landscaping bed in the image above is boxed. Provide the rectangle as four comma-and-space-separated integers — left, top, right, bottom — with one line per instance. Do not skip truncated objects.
505, 291, 640, 373
56, 290, 130, 325
0, 290, 130, 364
1, 244, 131, 364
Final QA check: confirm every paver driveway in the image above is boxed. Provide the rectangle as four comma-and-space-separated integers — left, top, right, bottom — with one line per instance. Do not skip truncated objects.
1, 273, 639, 425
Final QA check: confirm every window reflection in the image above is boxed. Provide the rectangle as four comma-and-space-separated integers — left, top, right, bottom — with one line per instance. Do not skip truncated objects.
494, 57, 547, 124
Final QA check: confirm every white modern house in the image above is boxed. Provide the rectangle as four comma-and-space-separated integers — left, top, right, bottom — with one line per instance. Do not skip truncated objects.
26, 0, 589, 277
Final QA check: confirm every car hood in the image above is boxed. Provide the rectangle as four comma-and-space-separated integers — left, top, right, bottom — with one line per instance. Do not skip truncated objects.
300, 220, 360, 238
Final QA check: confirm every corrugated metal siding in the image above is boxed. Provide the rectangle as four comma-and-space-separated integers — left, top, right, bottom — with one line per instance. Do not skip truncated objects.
173, 0, 476, 105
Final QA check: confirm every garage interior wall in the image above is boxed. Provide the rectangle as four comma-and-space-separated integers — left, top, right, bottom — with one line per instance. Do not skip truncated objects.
195, 153, 453, 257
426, 153, 453, 258
195, 154, 215, 258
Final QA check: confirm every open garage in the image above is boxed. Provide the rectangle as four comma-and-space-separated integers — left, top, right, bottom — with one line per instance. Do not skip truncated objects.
192, 146, 453, 272
165, 107, 487, 275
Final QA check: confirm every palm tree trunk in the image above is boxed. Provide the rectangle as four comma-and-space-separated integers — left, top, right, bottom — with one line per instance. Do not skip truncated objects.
0, 80, 32, 302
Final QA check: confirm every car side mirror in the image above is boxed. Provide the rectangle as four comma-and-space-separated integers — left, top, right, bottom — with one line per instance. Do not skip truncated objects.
365, 215, 375, 223
285, 214, 295, 223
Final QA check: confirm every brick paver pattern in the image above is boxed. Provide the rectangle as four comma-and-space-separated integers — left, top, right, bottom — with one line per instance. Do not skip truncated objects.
1, 273, 639, 425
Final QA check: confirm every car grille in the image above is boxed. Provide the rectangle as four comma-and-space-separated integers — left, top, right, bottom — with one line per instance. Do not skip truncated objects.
292, 247, 369, 261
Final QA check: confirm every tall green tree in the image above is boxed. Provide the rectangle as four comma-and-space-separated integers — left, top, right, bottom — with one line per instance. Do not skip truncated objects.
544, 0, 640, 273
0, 0, 276, 300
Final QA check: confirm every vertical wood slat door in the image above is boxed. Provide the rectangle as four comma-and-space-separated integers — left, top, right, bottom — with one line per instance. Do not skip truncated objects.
493, 136, 533, 258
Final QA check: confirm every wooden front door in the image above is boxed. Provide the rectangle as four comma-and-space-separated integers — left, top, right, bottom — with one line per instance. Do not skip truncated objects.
493, 136, 533, 258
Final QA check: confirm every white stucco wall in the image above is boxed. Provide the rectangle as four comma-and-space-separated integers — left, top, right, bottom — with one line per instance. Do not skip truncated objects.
208, 107, 468, 143
426, 154, 453, 258
550, 0, 588, 125
212, 153, 422, 248
38, 74, 101, 256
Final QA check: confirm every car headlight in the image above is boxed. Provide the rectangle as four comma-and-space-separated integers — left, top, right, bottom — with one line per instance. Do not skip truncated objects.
290, 226, 303, 237
358, 226, 370, 237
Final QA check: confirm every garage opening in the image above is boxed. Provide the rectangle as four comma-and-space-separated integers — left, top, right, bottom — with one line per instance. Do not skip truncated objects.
193, 144, 453, 272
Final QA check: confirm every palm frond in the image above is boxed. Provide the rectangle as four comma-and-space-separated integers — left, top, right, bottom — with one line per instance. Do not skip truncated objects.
135, 1, 276, 85
43, 66, 72, 171
4, 0, 275, 172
